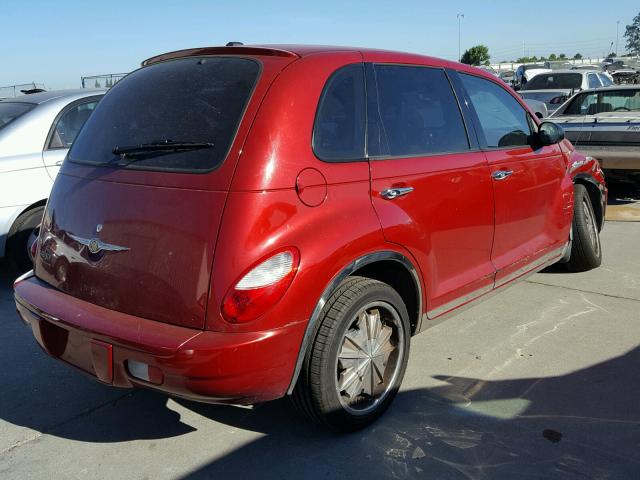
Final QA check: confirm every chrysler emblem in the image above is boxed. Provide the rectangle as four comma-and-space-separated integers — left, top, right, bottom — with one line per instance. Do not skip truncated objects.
68, 232, 129, 255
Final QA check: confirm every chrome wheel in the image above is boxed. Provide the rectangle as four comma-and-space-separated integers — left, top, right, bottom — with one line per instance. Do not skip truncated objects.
582, 198, 600, 256
335, 301, 404, 415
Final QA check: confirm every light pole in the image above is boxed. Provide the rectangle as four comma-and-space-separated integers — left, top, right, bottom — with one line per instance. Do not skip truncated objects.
457, 13, 464, 62
616, 20, 620, 57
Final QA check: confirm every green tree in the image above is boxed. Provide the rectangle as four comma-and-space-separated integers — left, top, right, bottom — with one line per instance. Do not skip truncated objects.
548, 53, 557, 61
606, 52, 617, 59
624, 12, 640, 55
461, 45, 490, 66
573, 53, 583, 60
558, 53, 567, 60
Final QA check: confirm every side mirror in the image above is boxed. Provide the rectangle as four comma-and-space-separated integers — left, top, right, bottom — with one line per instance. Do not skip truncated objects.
537, 121, 565, 145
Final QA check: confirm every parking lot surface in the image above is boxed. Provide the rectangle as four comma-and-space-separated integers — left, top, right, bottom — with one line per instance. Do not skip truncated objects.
1, 221, 639, 479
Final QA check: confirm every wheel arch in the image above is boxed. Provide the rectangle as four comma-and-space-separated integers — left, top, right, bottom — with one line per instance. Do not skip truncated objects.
1, 200, 47, 258
574, 174, 604, 231
286, 249, 424, 395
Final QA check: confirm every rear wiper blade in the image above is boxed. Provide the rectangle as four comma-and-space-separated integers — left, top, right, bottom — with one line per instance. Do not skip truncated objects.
112, 140, 214, 157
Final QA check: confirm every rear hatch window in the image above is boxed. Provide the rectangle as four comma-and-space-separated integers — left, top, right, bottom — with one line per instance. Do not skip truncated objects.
68, 56, 260, 173
524, 73, 582, 90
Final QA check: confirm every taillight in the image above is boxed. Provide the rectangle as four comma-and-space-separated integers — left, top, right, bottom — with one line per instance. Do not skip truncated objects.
221, 248, 300, 323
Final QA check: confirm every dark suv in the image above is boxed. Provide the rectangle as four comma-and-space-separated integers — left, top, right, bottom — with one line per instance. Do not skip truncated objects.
14, 45, 606, 430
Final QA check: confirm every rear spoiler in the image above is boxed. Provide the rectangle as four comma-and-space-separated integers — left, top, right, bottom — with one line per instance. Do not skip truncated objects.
142, 46, 299, 66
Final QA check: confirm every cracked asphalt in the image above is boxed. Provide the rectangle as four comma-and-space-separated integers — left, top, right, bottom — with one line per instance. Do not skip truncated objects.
1, 221, 639, 479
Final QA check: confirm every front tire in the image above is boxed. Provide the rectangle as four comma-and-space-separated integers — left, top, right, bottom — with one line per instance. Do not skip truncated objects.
566, 184, 602, 272
292, 276, 410, 431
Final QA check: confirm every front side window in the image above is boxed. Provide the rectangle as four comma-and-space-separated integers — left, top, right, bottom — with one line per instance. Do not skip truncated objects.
0, 102, 34, 130
563, 90, 640, 115
461, 73, 532, 148
313, 64, 365, 161
48, 100, 99, 149
371, 65, 469, 157
69, 57, 260, 173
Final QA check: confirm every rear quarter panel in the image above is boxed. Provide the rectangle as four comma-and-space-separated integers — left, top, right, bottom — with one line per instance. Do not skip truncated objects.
208, 51, 418, 333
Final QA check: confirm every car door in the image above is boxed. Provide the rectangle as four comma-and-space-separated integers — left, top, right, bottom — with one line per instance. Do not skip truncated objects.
458, 72, 569, 287
365, 61, 496, 318
41, 96, 101, 179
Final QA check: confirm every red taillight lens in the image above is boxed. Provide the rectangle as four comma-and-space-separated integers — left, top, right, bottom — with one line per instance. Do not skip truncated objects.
221, 248, 300, 323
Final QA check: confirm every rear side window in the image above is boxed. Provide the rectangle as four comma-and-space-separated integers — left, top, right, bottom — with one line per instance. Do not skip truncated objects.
597, 73, 613, 87
460, 74, 532, 148
371, 65, 469, 157
587, 74, 601, 89
48, 100, 100, 149
69, 57, 260, 173
313, 64, 365, 162
0, 102, 34, 130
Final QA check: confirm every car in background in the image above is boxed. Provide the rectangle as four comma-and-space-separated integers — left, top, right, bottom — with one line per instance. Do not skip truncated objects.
499, 69, 515, 87
571, 64, 601, 71
0, 89, 105, 271
514, 63, 549, 90
544, 60, 573, 70
551, 85, 640, 184
522, 98, 548, 118
519, 69, 613, 115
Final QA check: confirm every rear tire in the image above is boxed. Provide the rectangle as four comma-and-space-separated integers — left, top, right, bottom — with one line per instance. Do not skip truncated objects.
292, 276, 410, 431
566, 184, 602, 272
6, 206, 44, 274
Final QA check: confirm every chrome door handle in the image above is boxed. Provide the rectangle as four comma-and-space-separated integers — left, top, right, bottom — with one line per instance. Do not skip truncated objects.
380, 187, 414, 200
492, 170, 513, 180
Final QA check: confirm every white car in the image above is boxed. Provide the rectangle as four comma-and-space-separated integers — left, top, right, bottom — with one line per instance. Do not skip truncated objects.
0, 89, 104, 271
519, 70, 614, 115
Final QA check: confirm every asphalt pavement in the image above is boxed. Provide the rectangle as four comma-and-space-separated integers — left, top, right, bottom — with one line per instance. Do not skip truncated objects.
1, 221, 639, 479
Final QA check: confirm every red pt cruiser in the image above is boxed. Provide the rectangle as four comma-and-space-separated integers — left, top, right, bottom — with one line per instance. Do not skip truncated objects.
14, 45, 606, 430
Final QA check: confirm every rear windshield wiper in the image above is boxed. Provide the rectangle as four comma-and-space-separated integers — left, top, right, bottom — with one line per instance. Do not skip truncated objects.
112, 140, 215, 158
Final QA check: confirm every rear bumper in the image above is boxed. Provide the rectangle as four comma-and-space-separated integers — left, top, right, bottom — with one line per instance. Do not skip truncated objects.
14, 273, 306, 404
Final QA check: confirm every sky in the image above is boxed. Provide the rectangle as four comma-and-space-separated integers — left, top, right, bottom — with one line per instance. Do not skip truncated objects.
2, 0, 638, 90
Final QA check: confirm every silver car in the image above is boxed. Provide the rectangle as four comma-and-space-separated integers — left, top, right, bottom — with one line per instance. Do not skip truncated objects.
519, 70, 614, 115
0, 89, 105, 271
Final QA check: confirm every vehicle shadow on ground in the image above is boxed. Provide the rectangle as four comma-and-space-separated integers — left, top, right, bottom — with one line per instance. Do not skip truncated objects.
1, 265, 639, 478
176, 346, 640, 479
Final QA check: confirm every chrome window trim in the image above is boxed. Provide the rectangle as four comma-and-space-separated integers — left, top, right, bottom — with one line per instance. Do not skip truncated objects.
286, 250, 423, 395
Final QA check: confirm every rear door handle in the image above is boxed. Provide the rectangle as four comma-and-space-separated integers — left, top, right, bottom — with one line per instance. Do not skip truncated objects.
380, 187, 414, 200
492, 170, 513, 180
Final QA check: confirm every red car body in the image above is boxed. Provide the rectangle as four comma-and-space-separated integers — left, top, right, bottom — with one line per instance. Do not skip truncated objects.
14, 45, 606, 406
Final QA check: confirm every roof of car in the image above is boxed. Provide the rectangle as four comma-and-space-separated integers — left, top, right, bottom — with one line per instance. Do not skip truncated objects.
573, 85, 640, 94
142, 44, 467, 69
0, 88, 106, 105
533, 69, 590, 75
140, 44, 506, 86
